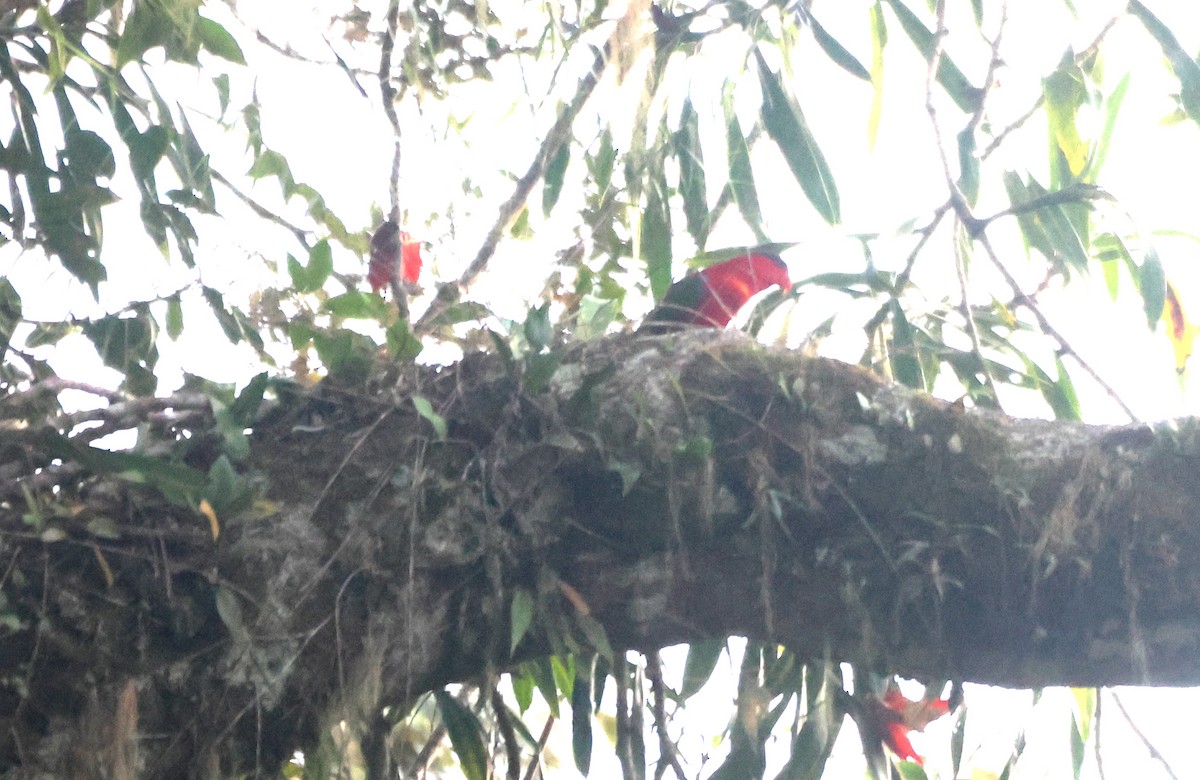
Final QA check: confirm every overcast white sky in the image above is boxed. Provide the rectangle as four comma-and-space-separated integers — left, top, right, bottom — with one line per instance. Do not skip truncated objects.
5, 0, 1200, 777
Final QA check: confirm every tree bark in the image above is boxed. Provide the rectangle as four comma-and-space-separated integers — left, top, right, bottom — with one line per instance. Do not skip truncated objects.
2, 330, 1198, 777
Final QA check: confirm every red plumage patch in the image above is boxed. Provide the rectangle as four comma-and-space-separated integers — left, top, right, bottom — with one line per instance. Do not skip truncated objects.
368, 220, 422, 292
641, 252, 791, 331
877, 688, 951, 765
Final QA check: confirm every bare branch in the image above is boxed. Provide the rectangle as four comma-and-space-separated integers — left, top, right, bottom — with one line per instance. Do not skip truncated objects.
413, 45, 609, 334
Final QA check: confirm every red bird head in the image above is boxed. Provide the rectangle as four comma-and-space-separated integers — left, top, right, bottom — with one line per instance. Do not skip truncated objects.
641, 252, 791, 331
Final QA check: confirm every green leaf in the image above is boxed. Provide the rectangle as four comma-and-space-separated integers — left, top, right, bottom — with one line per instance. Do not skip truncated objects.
950, 704, 967, 778
591, 129, 616, 197
202, 286, 247, 345
573, 613, 613, 660
674, 97, 709, 248
82, 311, 159, 389
883, 0, 982, 112
213, 73, 231, 117
571, 665, 593, 775
1069, 688, 1095, 779
313, 329, 372, 379
524, 352, 561, 393
755, 49, 841, 225
867, 2, 887, 148
510, 588, 535, 655
165, 295, 184, 340
117, 1, 175, 68
129, 125, 171, 182
26, 321, 73, 348
298, 240, 333, 293
228, 372, 268, 426
434, 691, 488, 780
1128, 1, 1200, 127
551, 655, 575, 701
724, 96, 766, 239
412, 395, 447, 440
1139, 249, 1166, 328
1043, 59, 1089, 177
1018, 354, 1079, 421
45, 433, 207, 498
425, 301, 492, 328
1054, 355, 1082, 422
808, 16, 870, 81
206, 453, 250, 512
774, 665, 844, 780
889, 300, 924, 389
530, 658, 561, 717
215, 586, 250, 644
197, 16, 246, 65
680, 639, 724, 700
322, 291, 388, 320
247, 149, 292, 184
386, 321, 423, 361
896, 762, 930, 780
523, 303, 553, 352
1087, 73, 1130, 182
643, 162, 673, 301
65, 129, 117, 182
957, 127, 979, 204
1002, 172, 1055, 261
0, 280, 20, 356
511, 668, 535, 713
542, 141, 570, 216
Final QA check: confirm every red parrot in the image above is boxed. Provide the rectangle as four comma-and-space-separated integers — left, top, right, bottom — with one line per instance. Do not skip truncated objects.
873, 688, 952, 765
368, 220, 422, 292
639, 252, 791, 332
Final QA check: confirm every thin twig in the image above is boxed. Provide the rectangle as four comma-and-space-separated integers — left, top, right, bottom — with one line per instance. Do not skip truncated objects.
491, 687, 521, 780
923, 0, 978, 232
211, 169, 312, 250
413, 44, 609, 334
379, 0, 410, 322
519, 717, 555, 780
954, 228, 1001, 407
975, 232, 1138, 420
1109, 692, 1182, 780
980, 12, 1123, 161
645, 653, 687, 780
403, 724, 447, 779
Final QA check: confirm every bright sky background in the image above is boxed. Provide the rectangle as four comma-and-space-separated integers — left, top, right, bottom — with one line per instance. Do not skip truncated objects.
5, 0, 1200, 777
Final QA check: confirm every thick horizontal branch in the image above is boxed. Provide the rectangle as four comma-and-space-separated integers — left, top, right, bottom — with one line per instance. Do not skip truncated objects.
3, 331, 1199, 777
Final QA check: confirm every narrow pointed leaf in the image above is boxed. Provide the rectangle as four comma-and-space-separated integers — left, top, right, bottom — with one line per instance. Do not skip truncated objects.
643, 163, 673, 301
809, 16, 870, 81
1128, 1, 1200, 126
0, 280, 20, 356
868, 3, 887, 148
1139, 249, 1166, 327
725, 106, 766, 238
572, 666, 593, 775
510, 587, 535, 655
542, 141, 570, 216
674, 97, 710, 247
884, 0, 982, 112
774, 666, 845, 780
889, 300, 924, 389
680, 639, 724, 700
957, 127, 979, 204
755, 49, 840, 224
434, 691, 488, 780
1088, 73, 1130, 182
1044, 62, 1089, 177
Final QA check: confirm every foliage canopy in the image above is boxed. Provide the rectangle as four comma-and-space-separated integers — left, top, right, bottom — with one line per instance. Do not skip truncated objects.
2, 0, 1199, 778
